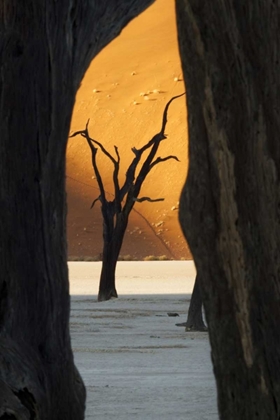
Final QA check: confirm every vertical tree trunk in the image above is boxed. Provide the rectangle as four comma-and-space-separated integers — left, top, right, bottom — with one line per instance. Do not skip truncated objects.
176, 1, 280, 419
185, 274, 206, 331
98, 215, 128, 301
0, 7, 85, 419
99, 243, 119, 302
0, 1, 154, 417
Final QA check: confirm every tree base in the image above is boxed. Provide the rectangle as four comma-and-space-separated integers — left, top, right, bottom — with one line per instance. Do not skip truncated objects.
176, 321, 208, 332
185, 321, 208, 332
98, 288, 118, 302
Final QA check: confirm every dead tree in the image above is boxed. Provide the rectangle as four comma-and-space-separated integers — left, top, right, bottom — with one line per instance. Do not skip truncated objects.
71, 94, 184, 301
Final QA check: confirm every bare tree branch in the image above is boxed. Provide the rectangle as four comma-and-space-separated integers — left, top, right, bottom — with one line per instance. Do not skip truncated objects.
71, 121, 122, 215
133, 94, 185, 194
88, 137, 117, 164
159, 92, 186, 135
72, 120, 118, 165
69, 129, 86, 138
131, 133, 165, 156
71, 121, 108, 213
82, 121, 118, 165
112, 146, 121, 212
128, 93, 185, 158
133, 196, 165, 203
149, 155, 180, 170
114, 146, 120, 163
119, 155, 140, 200
90, 196, 101, 209
133, 134, 164, 192
131, 147, 138, 156
118, 93, 185, 201
121, 94, 185, 213
84, 125, 121, 213
112, 157, 121, 213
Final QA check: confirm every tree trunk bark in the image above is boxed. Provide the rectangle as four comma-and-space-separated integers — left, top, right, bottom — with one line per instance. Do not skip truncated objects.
185, 274, 207, 331
98, 243, 119, 302
98, 214, 129, 301
0, 1, 154, 418
176, 1, 280, 419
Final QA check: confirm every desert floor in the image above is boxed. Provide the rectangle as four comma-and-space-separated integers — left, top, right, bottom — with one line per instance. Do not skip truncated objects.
69, 261, 218, 419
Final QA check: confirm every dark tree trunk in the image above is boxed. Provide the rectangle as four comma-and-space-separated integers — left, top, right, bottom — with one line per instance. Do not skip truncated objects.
99, 258, 118, 302
0, 1, 154, 418
98, 215, 128, 301
98, 243, 119, 302
176, 1, 280, 419
185, 274, 207, 331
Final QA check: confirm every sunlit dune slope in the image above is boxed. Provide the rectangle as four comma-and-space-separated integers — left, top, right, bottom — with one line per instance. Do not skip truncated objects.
67, 0, 190, 260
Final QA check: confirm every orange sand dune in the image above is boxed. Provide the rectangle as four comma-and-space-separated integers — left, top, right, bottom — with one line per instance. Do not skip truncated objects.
67, 0, 190, 260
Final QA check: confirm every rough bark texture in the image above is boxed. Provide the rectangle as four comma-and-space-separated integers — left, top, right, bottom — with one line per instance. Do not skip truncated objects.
0, 1, 154, 418
98, 215, 127, 301
185, 274, 206, 331
176, 1, 280, 419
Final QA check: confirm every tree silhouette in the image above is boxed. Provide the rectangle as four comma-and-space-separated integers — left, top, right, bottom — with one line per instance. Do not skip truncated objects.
176, 274, 207, 331
71, 94, 184, 301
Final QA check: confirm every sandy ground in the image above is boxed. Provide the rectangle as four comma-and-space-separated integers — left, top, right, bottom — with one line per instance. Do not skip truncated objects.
67, 0, 190, 260
69, 261, 218, 419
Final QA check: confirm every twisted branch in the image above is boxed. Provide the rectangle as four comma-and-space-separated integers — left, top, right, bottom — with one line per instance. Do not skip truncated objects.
133, 196, 164, 203
150, 155, 180, 170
